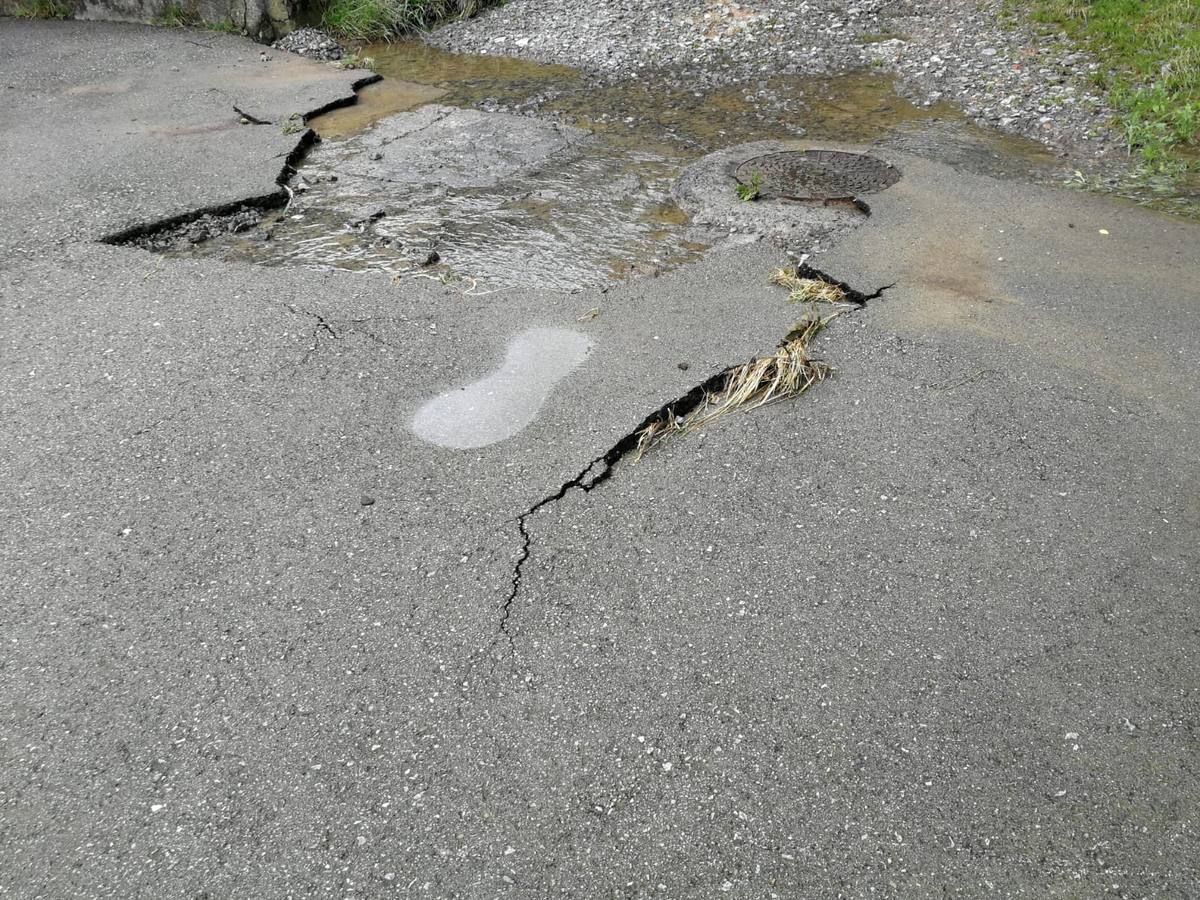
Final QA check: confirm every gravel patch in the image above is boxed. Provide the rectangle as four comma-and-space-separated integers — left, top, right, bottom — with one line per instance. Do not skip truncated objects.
121, 206, 264, 252
432, 0, 887, 82
272, 27, 346, 61
870, 0, 1116, 159
430, 0, 1120, 161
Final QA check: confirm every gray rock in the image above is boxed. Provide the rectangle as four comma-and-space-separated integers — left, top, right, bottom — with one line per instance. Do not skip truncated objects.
348, 206, 386, 229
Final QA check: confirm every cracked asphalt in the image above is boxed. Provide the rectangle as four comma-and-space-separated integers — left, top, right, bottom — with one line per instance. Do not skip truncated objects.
2, 19, 1199, 899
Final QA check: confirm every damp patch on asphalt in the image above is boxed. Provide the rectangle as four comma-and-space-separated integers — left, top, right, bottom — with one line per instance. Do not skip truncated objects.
411, 328, 593, 449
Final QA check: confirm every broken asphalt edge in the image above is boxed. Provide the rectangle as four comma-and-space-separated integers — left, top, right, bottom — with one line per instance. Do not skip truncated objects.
492, 264, 896, 668
97, 73, 382, 246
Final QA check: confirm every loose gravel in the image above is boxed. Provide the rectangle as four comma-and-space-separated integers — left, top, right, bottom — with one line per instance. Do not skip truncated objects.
122, 206, 264, 252
273, 27, 345, 61
430, 0, 1119, 162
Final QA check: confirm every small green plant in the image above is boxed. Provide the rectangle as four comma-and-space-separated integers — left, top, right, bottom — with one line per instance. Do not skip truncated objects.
153, 2, 198, 26
735, 172, 763, 202
14, 0, 73, 19
204, 18, 241, 33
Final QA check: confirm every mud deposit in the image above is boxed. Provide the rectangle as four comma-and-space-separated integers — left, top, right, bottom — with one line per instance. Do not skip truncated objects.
161, 41, 1061, 291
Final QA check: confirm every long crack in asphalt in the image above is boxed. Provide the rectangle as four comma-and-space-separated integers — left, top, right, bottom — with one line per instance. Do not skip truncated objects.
80, 74, 898, 682
493, 265, 894, 671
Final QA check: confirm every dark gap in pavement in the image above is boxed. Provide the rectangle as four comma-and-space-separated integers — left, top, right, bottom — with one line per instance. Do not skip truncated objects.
492, 265, 894, 670
98, 74, 383, 248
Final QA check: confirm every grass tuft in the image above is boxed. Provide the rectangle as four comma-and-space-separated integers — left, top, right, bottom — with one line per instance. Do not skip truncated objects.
331, 52, 377, 70
204, 18, 242, 34
635, 333, 832, 457
321, 0, 490, 41
14, 0, 72, 18
153, 2, 199, 26
1022, 0, 1200, 173
769, 266, 850, 305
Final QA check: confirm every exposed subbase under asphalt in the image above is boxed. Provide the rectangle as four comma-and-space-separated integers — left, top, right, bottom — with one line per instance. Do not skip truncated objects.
115, 40, 1067, 293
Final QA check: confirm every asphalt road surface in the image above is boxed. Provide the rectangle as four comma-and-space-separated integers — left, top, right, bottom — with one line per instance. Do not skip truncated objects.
2, 20, 1197, 899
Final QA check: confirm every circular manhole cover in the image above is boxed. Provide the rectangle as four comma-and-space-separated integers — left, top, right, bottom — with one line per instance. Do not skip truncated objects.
734, 150, 900, 201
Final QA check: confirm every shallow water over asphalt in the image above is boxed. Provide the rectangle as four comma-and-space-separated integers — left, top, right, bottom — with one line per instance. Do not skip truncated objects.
169, 42, 1064, 291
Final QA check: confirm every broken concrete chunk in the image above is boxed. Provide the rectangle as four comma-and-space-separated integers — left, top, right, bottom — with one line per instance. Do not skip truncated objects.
402, 244, 440, 267
348, 206, 387, 229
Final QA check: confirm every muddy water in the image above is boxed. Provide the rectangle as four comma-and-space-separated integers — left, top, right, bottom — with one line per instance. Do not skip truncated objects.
174, 42, 1063, 290
311, 78, 447, 138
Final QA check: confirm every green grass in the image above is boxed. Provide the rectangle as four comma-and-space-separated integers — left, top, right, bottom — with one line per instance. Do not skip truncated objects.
14, 0, 73, 19
153, 2, 199, 26
320, 0, 490, 41
204, 18, 242, 33
331, 51, 377, 70
1025, 0, 1200, 173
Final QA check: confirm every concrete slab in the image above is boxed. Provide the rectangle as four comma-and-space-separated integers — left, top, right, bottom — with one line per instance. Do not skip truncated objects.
335, 103, 588, 188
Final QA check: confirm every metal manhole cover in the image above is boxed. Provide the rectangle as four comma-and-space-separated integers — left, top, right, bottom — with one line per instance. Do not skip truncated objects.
734, 150, 900, 201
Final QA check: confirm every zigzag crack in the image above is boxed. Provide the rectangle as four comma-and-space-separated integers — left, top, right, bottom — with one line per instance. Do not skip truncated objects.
492, 265, 893, 665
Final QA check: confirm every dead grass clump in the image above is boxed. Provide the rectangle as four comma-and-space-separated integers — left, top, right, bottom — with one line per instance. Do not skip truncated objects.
684, 334, 831, 432
635, 310, 837, 457
634, 409, 681, 460
633, 267, 854, 458
769, 266, 849, 305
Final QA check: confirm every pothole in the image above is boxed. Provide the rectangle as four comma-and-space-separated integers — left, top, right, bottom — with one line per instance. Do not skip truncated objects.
734, 149, 901, 201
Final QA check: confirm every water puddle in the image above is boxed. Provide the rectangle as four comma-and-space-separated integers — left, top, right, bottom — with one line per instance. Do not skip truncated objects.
311, 78, 447, 138
164, 42, 1066, 289
411, 327, 592, 448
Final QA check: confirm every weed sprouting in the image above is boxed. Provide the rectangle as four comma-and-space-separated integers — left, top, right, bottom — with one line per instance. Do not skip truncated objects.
14, 0, 72, 19
736, 172, 763, 201
321, 0, 492, 41
204, 18, 242, 33
153, 2, 199, 26
331, 53, 377, 71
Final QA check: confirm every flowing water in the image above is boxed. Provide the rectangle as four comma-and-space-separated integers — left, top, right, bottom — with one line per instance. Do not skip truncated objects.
169, 42, 1064, 291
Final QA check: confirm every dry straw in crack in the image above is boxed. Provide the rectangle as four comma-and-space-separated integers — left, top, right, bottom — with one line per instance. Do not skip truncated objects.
769, 266, 849, 305
633, 269, 850, 457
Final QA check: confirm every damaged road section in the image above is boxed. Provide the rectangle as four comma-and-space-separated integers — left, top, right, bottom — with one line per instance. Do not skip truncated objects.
494, 264, 891, 665
114, 204, 271, 252
97, 74, 382, 251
